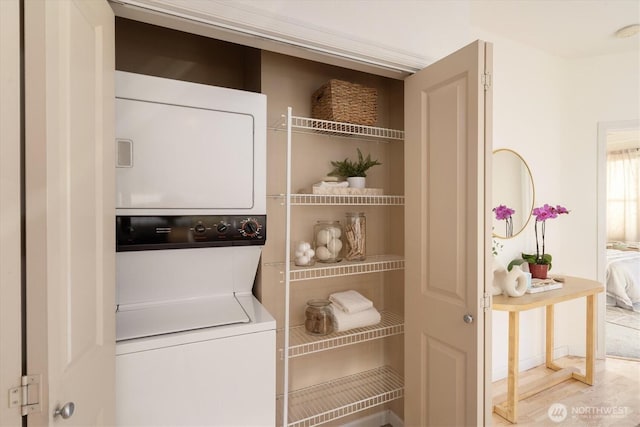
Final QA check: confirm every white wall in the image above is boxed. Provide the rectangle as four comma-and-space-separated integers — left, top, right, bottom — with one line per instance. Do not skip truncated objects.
469, 28, 575, 379
561, 50, 640, 356
564, 49, 640, 279
476, 36, 639, 379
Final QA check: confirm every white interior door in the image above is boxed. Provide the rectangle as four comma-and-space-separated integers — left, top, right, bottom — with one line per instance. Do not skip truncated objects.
24, 0, 115, 424
404, 40, 493, 426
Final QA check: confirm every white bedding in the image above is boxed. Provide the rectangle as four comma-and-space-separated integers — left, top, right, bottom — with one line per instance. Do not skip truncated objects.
606, 249, 640, 311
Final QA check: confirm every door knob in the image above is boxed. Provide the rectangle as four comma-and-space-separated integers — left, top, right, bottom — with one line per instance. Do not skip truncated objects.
463, 314, 474, 324
54, 402, 75, 419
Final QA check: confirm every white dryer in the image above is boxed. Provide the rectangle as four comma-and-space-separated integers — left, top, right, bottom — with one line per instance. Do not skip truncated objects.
114, 72, 274, 426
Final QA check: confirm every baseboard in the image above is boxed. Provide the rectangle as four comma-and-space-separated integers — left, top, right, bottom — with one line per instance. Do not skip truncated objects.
339, 410, 404, 427
492, 346, 569, 381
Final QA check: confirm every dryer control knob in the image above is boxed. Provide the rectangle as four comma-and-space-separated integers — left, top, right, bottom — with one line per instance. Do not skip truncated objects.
239, 218, 261, 237
216, 223, 228, 233
194, 223, 206, 234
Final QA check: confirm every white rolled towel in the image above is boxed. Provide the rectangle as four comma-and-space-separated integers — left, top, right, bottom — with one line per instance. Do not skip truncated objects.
330, 305, 381, 332
329, 290, 373, 314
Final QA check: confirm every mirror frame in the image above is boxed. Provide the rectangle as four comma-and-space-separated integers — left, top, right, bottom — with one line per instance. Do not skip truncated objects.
492, 148, 535, 239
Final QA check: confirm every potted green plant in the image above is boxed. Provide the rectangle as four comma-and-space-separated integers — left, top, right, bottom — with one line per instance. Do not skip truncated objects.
507, 204, 569, 279
328, 148, 381, 188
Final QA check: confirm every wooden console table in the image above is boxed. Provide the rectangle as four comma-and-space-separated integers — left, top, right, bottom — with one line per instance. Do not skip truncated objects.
492, 276, 604, 423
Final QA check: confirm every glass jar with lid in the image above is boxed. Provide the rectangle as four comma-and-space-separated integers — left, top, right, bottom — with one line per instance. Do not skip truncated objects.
313, 220, 343, 263
304, 299, 334, 335
344, 212, 366, 261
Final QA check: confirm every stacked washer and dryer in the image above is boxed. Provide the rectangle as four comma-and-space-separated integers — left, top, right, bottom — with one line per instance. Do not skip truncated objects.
114, 71, 275, 426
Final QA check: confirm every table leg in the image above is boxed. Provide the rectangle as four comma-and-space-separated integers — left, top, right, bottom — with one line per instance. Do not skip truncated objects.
507, 311, 519, 423
570, 295, 597, 385
585, 294, 596, 385
545, 305, 554, 369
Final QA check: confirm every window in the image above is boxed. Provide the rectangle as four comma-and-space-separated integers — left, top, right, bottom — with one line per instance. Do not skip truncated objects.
607, 148, 640, 243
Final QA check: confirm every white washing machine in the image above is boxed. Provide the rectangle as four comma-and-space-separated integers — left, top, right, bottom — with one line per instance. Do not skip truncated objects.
114, 72, 275, 426
115, 231, 275, 426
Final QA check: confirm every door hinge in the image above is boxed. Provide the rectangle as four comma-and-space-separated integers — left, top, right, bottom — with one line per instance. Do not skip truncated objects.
8, 375, 42, 416
481, 292, 491, 312
481, 72, 492, 90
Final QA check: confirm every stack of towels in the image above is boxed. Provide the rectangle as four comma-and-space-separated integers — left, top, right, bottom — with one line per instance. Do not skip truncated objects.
328, 290, 381, 332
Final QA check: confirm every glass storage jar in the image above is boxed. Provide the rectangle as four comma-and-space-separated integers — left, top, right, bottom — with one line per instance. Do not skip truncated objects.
304, 299, 334, 335
313, 220, 343, 263
344, 212, 366, 261
293, 241, 315, 267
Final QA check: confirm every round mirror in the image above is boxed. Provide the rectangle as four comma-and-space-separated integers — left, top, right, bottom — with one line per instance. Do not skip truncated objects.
492, 149, 535, 239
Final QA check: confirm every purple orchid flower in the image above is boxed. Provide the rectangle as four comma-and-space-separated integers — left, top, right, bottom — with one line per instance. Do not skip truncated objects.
531, 204, 570, 264
493, 205, 515, 236
493, 204, 515, 220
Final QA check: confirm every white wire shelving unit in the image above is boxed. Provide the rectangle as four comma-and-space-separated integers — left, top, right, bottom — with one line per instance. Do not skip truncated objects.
265, 255, 404, 282
277, 366, 404, 427
288, 311, 404, 358
279, 107, 405, 427
269, 193, 405, 206
278, 366, 404, 427
289, 255, 404, 282
270, 114, 405, 142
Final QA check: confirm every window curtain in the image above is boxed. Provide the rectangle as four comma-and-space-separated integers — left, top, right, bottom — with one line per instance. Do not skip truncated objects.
607, 148, 640, 243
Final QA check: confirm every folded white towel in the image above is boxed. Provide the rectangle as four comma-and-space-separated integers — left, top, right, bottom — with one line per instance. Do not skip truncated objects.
329, 290, 373, 314
330, 305, 381, 332
313, 181, 349, 188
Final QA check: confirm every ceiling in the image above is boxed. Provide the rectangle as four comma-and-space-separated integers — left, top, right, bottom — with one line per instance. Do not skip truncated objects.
470, 0, 640, 58
233, 0, 640, 59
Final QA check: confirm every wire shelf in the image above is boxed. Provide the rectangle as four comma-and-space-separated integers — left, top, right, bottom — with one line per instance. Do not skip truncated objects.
290, 255, 404, 282
268, 193, 404, 206
277, 366, 404, 427
288, 311, 404, 358
286, 115, 404, 141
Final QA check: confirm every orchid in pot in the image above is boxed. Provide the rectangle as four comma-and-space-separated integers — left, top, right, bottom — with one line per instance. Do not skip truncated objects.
493, 204, 515, 237
508, 204, 570, 279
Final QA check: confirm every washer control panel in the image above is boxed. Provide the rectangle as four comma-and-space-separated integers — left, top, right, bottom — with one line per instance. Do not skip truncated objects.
116, 215, 266, 252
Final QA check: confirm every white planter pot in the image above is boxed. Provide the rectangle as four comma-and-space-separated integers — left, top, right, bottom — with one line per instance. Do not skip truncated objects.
347, 177, 366, 188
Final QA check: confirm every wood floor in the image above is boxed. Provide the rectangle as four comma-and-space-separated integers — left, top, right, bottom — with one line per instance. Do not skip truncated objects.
491, 356, 640, 426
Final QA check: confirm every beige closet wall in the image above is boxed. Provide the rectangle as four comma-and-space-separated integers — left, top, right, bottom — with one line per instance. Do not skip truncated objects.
115, 17, 261, 91
259, 51, 405, 423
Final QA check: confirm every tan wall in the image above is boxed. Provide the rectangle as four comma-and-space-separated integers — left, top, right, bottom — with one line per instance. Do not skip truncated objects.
115, 17, 261, 92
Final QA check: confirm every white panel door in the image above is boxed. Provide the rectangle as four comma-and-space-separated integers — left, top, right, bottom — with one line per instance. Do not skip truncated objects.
24, 0, 115, 424
404, 40, 493, 426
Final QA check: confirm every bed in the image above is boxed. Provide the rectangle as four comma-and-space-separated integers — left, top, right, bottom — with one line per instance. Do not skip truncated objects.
606, 248, 640, 311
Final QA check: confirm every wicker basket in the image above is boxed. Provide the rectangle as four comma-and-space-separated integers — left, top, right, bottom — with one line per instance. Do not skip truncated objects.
311, 79, 377, 126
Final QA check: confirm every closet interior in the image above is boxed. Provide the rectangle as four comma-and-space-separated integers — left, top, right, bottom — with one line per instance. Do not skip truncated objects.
116, 17, 406, 426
